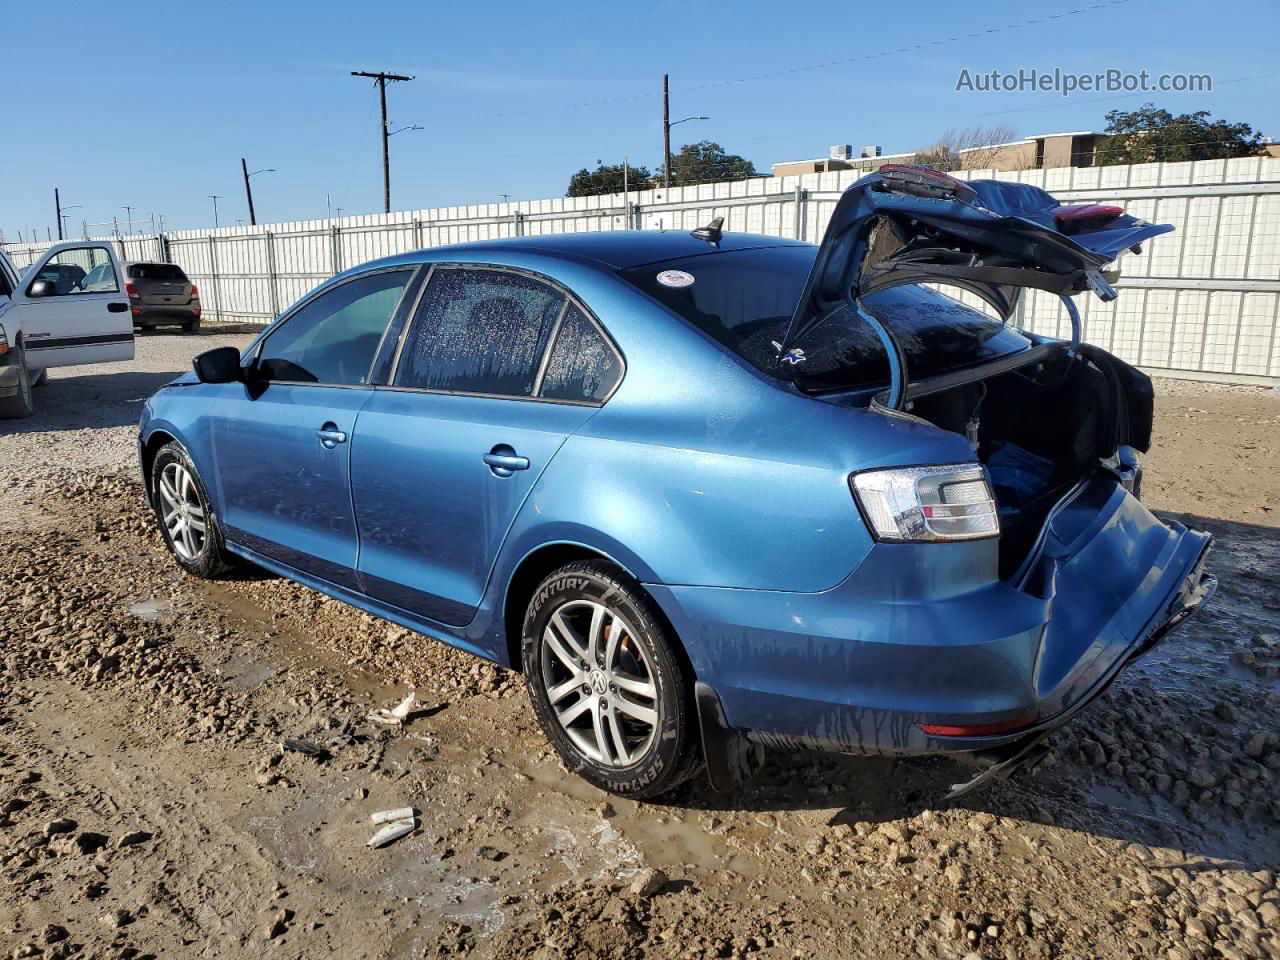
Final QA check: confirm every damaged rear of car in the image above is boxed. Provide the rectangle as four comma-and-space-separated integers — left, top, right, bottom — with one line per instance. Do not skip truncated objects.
632, 167, 1215, 795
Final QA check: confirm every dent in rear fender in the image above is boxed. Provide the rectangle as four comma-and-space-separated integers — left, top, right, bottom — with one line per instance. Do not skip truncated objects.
511, 433, 875, 592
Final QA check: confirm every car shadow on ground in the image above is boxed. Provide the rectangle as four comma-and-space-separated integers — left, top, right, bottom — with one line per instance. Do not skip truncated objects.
0, 369, 183, 436
662, 512, 1280, 875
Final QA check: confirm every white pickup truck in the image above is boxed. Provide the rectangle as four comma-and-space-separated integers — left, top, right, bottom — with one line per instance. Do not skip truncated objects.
0, 241, 136, 418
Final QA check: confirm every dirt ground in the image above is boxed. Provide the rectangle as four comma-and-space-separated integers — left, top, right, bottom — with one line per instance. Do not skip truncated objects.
1, 334, 1278, 960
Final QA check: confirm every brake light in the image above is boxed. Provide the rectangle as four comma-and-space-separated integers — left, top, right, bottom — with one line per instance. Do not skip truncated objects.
131, 306, 141, 317
920, 714, 1036, 737
850, 464, 999, 542
1054, 203, 1123, 222
876, 164, 977, 203
0, 324, 8, 355
190, 284, 199, 299
193, 306, 202, 317
125, 282, 139, 298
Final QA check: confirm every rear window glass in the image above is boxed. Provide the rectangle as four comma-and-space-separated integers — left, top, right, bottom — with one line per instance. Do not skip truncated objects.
620, 246, 1030, 391
128, 263, 187, 281
540, 304, 622, 403
396, 268, 565, 397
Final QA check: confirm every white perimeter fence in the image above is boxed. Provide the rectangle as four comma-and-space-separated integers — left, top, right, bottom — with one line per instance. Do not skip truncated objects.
5, 156, 1279, 383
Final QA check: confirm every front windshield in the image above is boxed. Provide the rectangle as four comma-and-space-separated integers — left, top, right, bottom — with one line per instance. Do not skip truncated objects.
621, 246, 1033, 391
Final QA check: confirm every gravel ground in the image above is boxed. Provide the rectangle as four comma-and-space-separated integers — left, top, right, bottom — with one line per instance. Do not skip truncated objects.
1, 333, 1278, 959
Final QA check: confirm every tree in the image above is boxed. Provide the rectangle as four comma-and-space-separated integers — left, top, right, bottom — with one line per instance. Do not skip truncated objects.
669, 141, 758, 186
1095, 104, 1264, 165
567, 161, 654, 198
910, 124, 1024, 172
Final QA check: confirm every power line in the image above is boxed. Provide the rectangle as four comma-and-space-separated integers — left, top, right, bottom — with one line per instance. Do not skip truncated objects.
416, 0, 1133, 124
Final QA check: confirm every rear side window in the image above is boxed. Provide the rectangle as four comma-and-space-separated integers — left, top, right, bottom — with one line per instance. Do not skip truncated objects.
540, 304, 622, 402
257, 269, 411, 385
129, 263, 187, 282
395, 268, 565, 397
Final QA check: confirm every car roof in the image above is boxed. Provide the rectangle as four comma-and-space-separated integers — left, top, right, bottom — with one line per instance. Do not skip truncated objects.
360, 230, 814, 274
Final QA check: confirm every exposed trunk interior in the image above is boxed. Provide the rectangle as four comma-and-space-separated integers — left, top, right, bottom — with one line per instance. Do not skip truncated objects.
907, 344, 1153, 579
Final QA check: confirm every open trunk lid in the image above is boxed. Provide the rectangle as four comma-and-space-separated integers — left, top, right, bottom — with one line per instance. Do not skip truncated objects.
780, 166, 1174, 407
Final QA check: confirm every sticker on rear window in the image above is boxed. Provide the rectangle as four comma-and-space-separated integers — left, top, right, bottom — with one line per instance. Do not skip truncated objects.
656, 269, 695, 288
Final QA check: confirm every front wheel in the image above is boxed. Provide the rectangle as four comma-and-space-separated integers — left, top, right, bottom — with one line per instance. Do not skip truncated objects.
522, 560, 702, 799
0, 346, 35, 419
150, 442, 236, 578
30, 367, 48, 389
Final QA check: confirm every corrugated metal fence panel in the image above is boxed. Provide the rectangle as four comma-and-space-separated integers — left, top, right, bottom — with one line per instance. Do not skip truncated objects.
3, 157, 1278, 379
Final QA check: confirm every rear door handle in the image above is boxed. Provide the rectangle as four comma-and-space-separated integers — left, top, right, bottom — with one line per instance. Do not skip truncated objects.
316, 425, 348, 449
483, 446, 529, 477
108, 302, 129, 313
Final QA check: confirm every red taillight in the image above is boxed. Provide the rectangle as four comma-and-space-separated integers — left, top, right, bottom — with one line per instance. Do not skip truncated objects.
190, 284, 199, 299
193, 306, 202, 317
131, 306, 141, 317
125, 282, 139, 298
877, 163, 978, 202
920, 714, 1037, 737
1054, 203, 1123, 222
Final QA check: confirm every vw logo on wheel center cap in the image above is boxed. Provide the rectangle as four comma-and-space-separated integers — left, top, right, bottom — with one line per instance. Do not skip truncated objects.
588, 670, 608, 694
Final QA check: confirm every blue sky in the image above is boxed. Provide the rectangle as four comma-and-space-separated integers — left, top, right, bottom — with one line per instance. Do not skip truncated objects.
3, 0, 1277, 238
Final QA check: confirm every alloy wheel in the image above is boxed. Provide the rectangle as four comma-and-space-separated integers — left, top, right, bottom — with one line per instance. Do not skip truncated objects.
539, 599, 660, 767
158, 462, 207, 561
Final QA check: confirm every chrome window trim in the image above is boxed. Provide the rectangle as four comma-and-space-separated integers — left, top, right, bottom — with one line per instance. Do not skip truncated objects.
388, 262, 626, 407
246, 264, 420, 389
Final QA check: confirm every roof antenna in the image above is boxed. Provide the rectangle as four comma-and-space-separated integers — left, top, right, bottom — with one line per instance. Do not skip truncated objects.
691, 216, 724, 247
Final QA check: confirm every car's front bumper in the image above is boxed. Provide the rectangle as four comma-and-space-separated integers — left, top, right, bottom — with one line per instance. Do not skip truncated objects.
648, 471, 1214, 775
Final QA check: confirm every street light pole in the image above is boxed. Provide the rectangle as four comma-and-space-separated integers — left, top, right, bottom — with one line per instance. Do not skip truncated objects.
241, 160, 276, 226
55, 188, 63, 241
209, 195, 222, 229
662, 74, 671, 188
351, 70, 415, 214
242, 158, 257, 226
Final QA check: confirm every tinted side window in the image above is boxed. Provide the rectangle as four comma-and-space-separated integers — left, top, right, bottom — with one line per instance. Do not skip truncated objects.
540, 305, 622, 402
129, 263, 187, 282
257, 270, 411, 385
396, 268, 565, 397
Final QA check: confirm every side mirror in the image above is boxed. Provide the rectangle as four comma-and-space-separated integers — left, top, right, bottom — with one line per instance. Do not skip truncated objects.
28, 279, 56, 298
192, 346, 243, 384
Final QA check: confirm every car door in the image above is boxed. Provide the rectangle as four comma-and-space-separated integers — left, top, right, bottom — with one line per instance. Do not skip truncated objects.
210, 266, 418, 589
14, 243, 134, 368
351, 265, 624, 627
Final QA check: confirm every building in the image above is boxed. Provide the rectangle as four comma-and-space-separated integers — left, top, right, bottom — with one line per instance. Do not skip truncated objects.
771, 131, 1104, 177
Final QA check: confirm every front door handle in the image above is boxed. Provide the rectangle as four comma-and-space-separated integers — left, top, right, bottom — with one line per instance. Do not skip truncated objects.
483, 445, 529, 477
108, 302, 129, 313
316, 424, 348, 449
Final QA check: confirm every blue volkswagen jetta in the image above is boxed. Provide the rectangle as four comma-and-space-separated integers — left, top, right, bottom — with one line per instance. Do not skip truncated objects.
139, 167, 1214, 799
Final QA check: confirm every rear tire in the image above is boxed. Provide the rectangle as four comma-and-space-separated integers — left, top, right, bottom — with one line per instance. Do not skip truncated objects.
183, 318, 201, 334
150, 442, 236, 578
522, 560, 703, 799
0, 346, 35, 419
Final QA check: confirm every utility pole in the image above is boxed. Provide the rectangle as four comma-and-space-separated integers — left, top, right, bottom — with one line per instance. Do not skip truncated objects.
662, 74, 671, 188
124, 205, 134, 234
55, 188, 63, 241
209, 195, 222, 228
242, 158, 257, 225
351, 70, 415, 214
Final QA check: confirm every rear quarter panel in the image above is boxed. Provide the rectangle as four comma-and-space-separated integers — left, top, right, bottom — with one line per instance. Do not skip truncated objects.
495, 259, 977, 593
